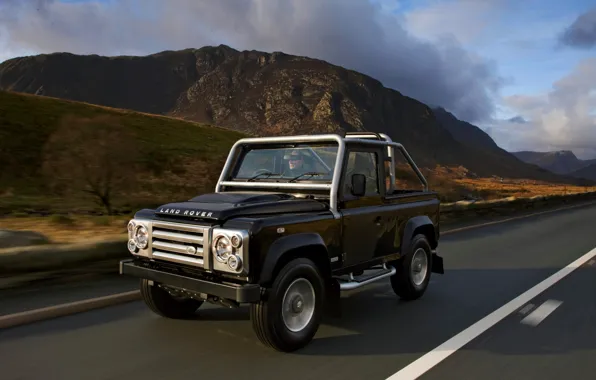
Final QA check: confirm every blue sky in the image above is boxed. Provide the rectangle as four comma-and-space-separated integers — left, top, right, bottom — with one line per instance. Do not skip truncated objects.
390, 0, 595, 115
1, 0, 595, 157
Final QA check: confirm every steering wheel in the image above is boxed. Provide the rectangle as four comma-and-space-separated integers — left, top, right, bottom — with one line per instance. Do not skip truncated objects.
251, 168, 271, 177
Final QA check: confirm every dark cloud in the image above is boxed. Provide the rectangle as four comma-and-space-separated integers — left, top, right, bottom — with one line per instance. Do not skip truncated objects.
558, 7, 596, 48
507, 115, 527, 124
0, 0, 506, 123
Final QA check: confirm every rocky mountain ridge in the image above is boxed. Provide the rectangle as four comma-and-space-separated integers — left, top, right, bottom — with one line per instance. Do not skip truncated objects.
0, 44, 587, 184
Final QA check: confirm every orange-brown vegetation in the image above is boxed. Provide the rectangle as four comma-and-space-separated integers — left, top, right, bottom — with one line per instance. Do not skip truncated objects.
423, 165, 596, 202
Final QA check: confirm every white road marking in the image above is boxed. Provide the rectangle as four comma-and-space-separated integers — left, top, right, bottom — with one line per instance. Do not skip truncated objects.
518, 303, 535, 315
520, 299, 562, 327
385, 246, 596, 380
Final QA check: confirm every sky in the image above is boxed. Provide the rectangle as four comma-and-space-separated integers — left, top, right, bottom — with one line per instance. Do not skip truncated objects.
1, 0, 595, 159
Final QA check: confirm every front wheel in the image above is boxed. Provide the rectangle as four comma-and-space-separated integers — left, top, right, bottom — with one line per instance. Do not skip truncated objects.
390, 233, 432, 300
250, 258, 325, 352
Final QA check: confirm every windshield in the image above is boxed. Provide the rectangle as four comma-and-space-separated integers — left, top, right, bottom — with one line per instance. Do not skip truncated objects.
232, 144, 339, 182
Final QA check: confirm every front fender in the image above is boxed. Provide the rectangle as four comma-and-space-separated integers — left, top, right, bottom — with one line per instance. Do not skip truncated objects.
258, 232, 328, 285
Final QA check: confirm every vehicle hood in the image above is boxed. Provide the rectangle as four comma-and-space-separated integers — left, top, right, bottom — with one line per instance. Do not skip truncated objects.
154, 192, 328, 222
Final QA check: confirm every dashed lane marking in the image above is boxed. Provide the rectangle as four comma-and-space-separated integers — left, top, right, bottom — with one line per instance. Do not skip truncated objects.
520, 299, 563, 327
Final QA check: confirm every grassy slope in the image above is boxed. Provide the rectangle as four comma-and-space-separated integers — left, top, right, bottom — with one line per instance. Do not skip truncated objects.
0, 90, 247, 214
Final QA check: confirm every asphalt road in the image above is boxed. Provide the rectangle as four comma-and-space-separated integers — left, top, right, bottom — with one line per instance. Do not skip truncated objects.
418, 257, 596, 380
1, 203, 595, 380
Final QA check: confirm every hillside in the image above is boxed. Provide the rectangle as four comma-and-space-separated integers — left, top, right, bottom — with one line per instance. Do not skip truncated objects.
569, 163, 596, 181
430, 107, 563, 182
0, 90, 246, 214
0, 45, 582, 185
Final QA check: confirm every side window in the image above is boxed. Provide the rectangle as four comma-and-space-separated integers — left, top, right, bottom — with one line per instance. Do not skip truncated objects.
386, 147, 425, 193
344, 151, 379, 196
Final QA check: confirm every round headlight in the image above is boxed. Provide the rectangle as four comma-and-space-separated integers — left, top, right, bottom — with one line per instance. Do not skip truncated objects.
213, 235, 233, 263
134, 225, 149, 249
227, 254, 242, 272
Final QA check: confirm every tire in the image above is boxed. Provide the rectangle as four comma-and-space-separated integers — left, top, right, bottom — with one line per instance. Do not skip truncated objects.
250, 257, 325, 352
390, 233, 432, 301
139, 279, 203, 319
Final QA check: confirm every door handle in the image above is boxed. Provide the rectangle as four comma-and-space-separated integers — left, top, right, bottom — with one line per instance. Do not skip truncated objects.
374, 216, 382, 225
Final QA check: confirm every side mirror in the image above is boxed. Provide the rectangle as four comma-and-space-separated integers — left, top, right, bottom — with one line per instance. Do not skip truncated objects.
351, 174, 366, 197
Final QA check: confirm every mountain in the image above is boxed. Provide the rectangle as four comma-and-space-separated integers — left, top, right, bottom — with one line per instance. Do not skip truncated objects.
433, 107, 500, 151
430, 107, 556, 181
0, 45, 585, 184
569, 163, 596, 181
512, 150, 596, 179
512, 150, 587, 174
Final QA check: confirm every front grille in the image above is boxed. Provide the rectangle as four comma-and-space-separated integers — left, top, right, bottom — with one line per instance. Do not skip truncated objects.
150, 221, 210, 268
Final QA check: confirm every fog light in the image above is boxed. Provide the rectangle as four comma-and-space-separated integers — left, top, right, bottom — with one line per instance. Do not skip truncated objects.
227, 254, 242, 272
230, 234, 241, 248
127, 239, 138, 253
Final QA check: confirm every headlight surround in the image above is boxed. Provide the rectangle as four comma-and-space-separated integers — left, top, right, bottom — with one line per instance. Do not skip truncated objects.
127, 220, 136, 236
211, 228, 249, 274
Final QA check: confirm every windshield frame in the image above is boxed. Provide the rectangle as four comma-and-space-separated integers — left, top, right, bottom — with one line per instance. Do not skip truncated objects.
215, 133, 427, 218
229, 144, 339, 183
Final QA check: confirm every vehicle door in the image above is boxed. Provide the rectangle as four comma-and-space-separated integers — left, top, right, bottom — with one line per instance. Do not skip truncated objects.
338, 146, 385, 268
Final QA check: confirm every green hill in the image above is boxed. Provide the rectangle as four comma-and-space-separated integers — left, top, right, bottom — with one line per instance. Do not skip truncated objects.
0, 90, 247, 215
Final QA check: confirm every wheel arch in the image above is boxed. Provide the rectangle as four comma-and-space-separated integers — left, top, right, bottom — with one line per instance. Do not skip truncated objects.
259, 233, 331, 287
401, 215, 437, 254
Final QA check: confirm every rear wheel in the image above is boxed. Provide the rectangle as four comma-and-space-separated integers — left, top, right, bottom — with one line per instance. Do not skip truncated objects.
140, 279, 203, 319
250, 257, 325, 352
390, 233, 432, 300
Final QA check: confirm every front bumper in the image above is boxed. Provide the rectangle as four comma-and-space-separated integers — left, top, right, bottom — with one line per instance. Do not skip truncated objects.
119, 259, 262, 303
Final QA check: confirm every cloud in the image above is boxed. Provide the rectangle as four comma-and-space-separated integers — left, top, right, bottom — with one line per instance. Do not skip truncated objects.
507, 115, 527, 124
403, 0, 504, 45
0, 0, 506, 123
489, 58, 596, 159
558, 7, 596, 48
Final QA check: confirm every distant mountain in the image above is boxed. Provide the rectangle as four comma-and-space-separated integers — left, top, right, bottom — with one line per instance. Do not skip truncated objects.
512, 150, 596, 176
0, 45, 587, 184
569, 163, 596, 181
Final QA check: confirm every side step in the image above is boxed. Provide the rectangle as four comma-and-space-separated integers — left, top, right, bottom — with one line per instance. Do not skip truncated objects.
335, 264, 396, 291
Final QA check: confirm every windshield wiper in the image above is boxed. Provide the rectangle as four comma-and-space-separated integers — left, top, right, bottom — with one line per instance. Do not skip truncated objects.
247, 171, 282, 182
288, 172, 326, 182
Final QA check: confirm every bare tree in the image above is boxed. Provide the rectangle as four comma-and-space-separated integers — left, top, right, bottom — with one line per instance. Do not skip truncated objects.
42, 114, 141, 214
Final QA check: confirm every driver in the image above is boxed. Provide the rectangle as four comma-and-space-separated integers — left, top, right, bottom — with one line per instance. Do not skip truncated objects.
283, 149, 308, 176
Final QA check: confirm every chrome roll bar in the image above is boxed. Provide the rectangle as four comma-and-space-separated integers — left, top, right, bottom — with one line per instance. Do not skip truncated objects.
215, 133, 427, 218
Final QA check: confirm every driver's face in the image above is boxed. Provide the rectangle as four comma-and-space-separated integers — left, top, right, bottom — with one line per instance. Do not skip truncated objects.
288, 157, 303, 170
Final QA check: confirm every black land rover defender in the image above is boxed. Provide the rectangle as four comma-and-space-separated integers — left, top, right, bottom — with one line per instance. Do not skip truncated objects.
120, 132, 444, 352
